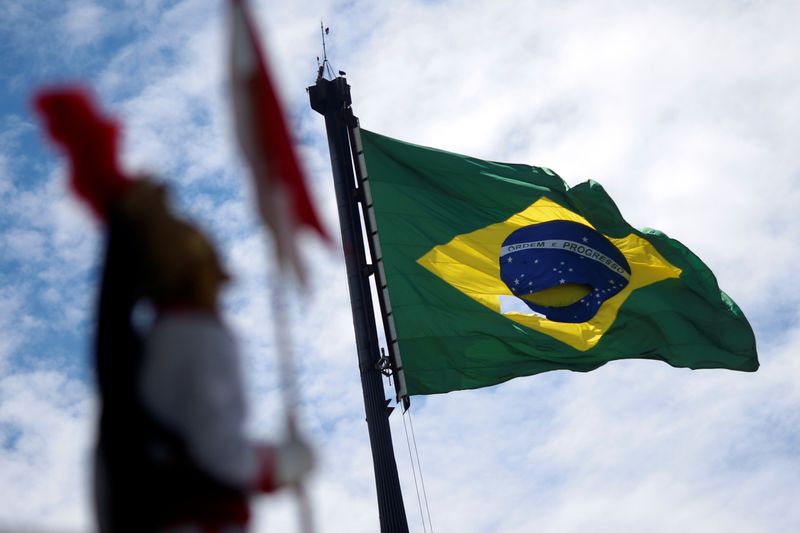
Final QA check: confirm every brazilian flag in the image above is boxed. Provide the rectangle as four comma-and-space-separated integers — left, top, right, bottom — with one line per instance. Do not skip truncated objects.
360, 129, 758, 396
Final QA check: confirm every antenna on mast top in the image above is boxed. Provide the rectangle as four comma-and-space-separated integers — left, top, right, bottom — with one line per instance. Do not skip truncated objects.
316, 21, 339, 82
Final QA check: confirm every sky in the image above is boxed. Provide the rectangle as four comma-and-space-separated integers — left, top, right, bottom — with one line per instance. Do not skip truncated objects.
1, 0, 799, 531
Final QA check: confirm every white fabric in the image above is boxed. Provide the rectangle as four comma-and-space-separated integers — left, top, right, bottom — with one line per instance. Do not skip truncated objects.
140, 312, 258, 488
498, 295, 546, 317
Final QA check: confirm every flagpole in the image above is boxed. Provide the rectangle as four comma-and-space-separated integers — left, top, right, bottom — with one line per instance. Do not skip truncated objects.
309, 75, 410, 532
269, 269, 314, 533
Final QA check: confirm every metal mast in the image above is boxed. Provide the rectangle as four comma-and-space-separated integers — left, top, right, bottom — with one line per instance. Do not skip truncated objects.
308, 75, 410, 532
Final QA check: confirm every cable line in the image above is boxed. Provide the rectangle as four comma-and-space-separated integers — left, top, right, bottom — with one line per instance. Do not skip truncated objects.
408, 409, 434, 532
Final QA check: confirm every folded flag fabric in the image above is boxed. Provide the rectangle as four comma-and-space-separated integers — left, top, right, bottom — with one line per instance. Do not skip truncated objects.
360, 129, 758, 396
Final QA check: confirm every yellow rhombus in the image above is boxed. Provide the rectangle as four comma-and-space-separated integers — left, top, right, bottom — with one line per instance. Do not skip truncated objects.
416, 197, 682, 351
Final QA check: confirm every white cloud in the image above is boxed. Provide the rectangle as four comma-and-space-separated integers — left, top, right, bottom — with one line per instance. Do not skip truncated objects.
0, 290, 25, 374
2, 228, 47, 264
0, 371, 95, 531
60, 1, 110, 48
0, 155, 10, 196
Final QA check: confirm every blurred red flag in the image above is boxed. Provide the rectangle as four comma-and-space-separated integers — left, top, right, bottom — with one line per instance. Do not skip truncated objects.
229, 0, 328, 283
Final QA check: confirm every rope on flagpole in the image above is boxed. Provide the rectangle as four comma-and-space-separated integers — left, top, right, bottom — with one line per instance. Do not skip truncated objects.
401, 407, 428, 533
407, 409, 433, 532
401, 405, 435, 533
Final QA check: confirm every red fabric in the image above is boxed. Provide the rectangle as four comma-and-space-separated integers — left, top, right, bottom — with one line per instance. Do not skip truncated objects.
231, 0, 328, 240
34, 87, 131, 220
254, 444, 279, 493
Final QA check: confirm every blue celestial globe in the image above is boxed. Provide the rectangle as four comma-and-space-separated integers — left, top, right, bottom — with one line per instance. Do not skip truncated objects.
498, 220, 631, 323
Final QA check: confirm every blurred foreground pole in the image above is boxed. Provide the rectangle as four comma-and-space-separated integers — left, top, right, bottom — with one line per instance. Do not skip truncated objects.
309, 76, 410, 532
